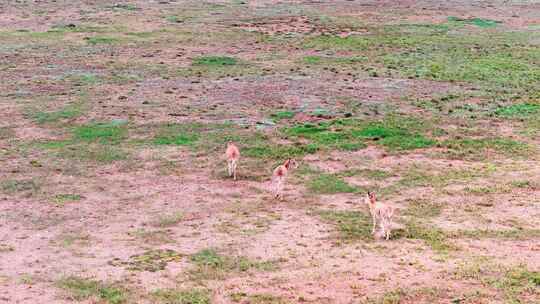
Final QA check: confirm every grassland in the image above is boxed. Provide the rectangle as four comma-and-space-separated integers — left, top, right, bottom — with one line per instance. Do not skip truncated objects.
0, 0, 538, 303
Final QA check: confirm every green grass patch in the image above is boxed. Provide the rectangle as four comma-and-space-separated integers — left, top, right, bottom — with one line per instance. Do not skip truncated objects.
67, 73, 100, 85
308, 174, 360, 194
441, 137, 532, 160
284, 116, 436, 152
455, 261, 539, 303
193, 56, 237, 66
303, 55, 322, 64
109, 3, 139, 11
65, 144, 127, 163
53, 194, 82, 206
153, 134, 199, 146
243, 143, 319, 160
109, 249, 182, 272
57, 276, 126, 304
450, 228, 540, 240
270, 110, 295, 121
384, 46, 540, 92
74, 121, 127, 143
151, 289, 211, 304
1, 179, 40, 195
495, 103, 540, 118
302, 55, 367, 65
379, 134, 436, 150
339, 169, 393, 180
303, 35, 371, 51
85, 36, 120, 45
353, 121, 436, 151
32, 104, 82, 124
396, 165, 487, 190
37, 139, 125, 161
283, 121, 367, 151
50, 24, 108, 33
165, 15, 184, 23
362, 287, 445, 304
402, 199, 443, 218
151, 122, 235, 147
189, 248, 276, 281
318, 210, 372, 241
401, 221, 455, 254
496, 266, 540, 302
448, 17, 502, 28
285, 122, 329, 136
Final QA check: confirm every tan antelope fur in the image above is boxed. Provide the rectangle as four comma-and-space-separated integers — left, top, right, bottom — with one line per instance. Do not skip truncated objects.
271, 159, 298, 200
225, 142, 240, 180
365, 191, 395, 240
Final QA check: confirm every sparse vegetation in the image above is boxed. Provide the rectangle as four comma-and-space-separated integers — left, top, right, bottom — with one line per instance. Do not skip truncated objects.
1, 179, 41, 195
53, 194, 82, 206
402, 199, 443, 218
109, 249, 182, 272
32, 104, 82, 124
128, 229, 174, 245
85, 36, 120, 45
151, 289, 211, 304
401, 221, 455, 254
495, 103, 540, 118
149, 212, 183, 227
318, 210, 373, 241
441, 137, 533, 160
1, 1, 539, 302
308, 173, 360, 194
189, 249, 277, 280
455, 260, 540, 303
193, 56, 237, 66
230, 293, 287, 303
57, 276, 126, 304
74, 122, 127, 142
270, 110, 295, 121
